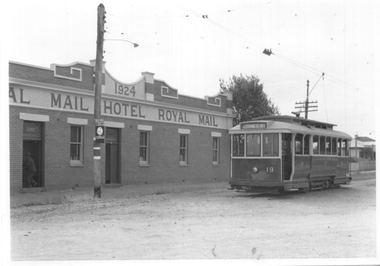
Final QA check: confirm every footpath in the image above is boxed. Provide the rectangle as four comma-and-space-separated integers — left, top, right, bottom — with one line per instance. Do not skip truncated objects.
9, 170, 375, 208
9, 181, 229, 208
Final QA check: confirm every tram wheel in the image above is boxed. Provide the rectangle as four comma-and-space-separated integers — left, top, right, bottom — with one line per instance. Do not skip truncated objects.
298, 188, 309, 193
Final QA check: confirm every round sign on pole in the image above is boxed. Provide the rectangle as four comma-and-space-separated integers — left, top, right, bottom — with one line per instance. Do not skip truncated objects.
95, 119, 105, 143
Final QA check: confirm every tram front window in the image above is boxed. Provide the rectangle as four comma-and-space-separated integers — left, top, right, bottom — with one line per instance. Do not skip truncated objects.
233, 134, 244, 156
263, 133, 279, 156
246, 134, 261, 156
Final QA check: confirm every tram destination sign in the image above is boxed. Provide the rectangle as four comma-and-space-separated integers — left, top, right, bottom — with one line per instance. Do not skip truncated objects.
241, 123, 267, 129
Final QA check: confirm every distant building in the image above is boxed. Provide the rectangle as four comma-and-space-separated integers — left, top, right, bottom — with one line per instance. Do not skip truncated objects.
9, 60, 234, 192
349, 136, 376, 160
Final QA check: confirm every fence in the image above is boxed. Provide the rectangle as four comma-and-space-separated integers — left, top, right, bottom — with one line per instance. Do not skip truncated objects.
350, 161, 376, 172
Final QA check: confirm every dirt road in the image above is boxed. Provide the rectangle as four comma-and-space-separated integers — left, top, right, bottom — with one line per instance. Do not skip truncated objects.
10, 172, 377, 261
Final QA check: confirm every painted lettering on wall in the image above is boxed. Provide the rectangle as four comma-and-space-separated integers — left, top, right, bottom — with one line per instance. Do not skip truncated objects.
103, 100, 146, 118
199, 115, 218, 127
50, 93, 89, 111
158, 109, 190, 124
9, 87, 30, 104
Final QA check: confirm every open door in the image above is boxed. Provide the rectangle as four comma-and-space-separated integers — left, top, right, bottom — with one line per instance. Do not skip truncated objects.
23, 121, 43, 188
282, 133, 292, 181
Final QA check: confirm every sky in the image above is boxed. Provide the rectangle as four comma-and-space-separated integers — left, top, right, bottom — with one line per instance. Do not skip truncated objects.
2, 0, 379, 138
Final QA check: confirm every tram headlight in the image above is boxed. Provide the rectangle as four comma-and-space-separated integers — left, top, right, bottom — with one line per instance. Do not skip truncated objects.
252, 167, 259, 173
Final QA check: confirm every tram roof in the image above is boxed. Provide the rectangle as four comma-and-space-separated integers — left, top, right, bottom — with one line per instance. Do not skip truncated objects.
229, 115, 352, 140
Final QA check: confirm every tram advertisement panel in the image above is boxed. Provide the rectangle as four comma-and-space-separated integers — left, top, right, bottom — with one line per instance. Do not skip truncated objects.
232, 159, 280, 181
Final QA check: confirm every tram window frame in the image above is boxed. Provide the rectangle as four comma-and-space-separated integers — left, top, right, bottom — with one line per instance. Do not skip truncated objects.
341, 139, 348, 156
313, 135, 319, 155
179, 134, 188, 165
304, 135, 310, 155
139, 131, 150, 166
70, 125, 84, 166
320, 136, 326, 154
295, 134, 303, 155
212, 137, 220, 165
263, 133, 279, 157
338, 139, 349, 157
326, 137, 332, 155
246, 133, 261, 157
332, 138, 337, 155
232, 134, 245, 157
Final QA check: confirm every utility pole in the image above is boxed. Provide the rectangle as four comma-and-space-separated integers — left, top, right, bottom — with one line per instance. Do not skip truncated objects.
93, 3, 105, 198
295, 80, 318, 119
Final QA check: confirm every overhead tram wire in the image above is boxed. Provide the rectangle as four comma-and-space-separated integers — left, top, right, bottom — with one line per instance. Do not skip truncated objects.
108, 1, 362, 94
171, 2, 262, 50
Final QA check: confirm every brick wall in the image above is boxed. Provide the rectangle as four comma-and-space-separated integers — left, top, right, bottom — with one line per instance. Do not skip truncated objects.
10, 105, 231, 191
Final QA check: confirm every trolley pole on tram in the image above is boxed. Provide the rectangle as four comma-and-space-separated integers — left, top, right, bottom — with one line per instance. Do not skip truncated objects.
93, 3, 106, 198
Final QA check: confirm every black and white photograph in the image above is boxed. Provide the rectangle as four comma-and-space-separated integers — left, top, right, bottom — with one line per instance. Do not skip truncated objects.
1, 0, 378, 265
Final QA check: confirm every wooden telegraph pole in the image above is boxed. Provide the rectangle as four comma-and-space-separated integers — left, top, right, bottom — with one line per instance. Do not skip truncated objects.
305, 80, 309, 119
93, 3, 105, 198
295, 80, 318, 119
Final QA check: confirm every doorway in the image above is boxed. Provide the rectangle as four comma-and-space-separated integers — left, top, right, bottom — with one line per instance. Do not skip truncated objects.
105, 128, 120, 184
282, 133, 292, 181
23, 121, 43, 188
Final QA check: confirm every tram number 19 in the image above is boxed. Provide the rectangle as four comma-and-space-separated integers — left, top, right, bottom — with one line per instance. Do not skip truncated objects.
115, 83, 136, 97
266, 167, 274, 173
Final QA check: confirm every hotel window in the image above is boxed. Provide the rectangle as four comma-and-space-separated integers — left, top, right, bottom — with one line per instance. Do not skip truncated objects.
212, 137, 220, 165
70, 125, 83, 165
179, 134, 188, 165
139, 131, 150, 165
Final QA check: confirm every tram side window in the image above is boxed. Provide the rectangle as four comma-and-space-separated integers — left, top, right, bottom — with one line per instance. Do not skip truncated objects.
326, 137, 331, 155
320, 136, 326, 154
246, 134, 261, 157
340, 139, 348, 156
338, 139, 349, 156
304, 135, 310, 155
263, 133, 279, 156
295, 134, 303, 155
338, 139, 342, 156
233, 134, 244, 157
313, 136, 319, 154
332, 138, 337, 155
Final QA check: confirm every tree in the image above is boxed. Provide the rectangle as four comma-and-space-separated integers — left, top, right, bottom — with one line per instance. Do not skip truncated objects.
220, 74, 280, 126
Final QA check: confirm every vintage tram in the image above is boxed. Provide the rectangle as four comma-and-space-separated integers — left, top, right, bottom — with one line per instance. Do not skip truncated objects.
229, 115, 352, 193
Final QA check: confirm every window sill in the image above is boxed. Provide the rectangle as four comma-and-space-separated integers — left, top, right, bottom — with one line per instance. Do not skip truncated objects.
139, 162, 150, 167
212, 163, 220, 167
70, 162, 84, 167
179, 162, 188, 167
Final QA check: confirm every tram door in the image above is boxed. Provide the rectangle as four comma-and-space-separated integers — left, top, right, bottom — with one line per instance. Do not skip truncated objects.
105, 128, 120, 184
23, 121, 43, 188
282, 133, 292, 181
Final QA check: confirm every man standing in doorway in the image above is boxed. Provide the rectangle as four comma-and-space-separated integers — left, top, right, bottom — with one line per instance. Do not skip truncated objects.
23, 152, 37, 187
